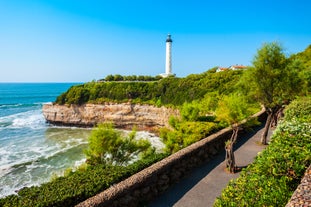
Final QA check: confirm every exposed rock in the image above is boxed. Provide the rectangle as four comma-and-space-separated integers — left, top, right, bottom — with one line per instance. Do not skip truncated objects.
42, 103, 180, 131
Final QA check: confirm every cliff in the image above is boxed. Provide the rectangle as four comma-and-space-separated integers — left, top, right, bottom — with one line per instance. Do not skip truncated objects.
42, 103, 180, 131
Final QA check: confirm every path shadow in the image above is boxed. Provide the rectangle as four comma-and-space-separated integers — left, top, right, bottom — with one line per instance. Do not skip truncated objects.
148, 123, 265, 207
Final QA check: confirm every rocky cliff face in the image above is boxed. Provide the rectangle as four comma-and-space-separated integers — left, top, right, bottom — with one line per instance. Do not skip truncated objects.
42, 103, 180, 131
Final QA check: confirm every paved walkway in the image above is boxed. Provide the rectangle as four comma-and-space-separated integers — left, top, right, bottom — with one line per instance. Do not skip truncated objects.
149, 125, 272, 207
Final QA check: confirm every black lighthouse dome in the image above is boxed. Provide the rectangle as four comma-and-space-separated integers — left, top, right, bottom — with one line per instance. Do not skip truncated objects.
166, 34, 172, 42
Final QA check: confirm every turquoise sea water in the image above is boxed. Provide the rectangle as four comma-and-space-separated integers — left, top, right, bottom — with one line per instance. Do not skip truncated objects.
0, 83, 92, 198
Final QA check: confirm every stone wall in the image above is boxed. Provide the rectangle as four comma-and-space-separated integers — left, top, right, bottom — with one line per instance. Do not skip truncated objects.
42, 103, 180, 131
76, 110, 267, 207
286, 165, 311, 207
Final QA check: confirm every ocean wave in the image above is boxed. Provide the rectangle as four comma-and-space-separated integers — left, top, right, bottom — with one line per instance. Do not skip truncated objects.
12, 113, 46, 129
0, 137, 88, 175
0, 139, 88, 197
0, 138, 88, 198
0, 164, 13, 178
0, 103, 23, 108
0, 102, 43, 109
0, 109, 46, 130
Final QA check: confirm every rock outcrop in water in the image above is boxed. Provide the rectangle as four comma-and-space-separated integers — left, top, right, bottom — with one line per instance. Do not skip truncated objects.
42, 103, 180, 131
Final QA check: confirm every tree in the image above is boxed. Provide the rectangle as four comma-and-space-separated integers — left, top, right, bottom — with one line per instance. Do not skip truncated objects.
84, 123, 151, 166
113, 74, 124, 81
105, 74, 114, 81
216, 94, 252, 173
244, 42, 303, 144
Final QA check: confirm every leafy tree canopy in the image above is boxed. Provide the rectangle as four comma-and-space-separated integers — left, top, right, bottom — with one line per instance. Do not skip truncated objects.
84, 123, 152, 166
216, 93, 252, 126
241, 42, 305, 144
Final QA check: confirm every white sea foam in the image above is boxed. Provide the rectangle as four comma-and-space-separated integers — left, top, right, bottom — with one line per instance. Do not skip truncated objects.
0, 109, 46, 130
135, 131, 165, 151
0, 164, 13, 178
121, 130, 165, 152
0, 103, 22, 108
74, 158, 87, 168
11, 111, 46, 129
0, 137, 88, 198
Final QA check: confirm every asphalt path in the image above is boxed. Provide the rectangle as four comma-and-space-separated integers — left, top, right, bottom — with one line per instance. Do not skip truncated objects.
149, 124, 272, 207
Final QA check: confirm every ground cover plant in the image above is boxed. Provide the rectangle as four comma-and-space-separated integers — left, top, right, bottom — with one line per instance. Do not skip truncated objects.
214, 97, 311, 206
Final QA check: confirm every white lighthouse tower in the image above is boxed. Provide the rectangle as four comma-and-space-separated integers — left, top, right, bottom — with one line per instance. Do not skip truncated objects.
161, 34, 175, 77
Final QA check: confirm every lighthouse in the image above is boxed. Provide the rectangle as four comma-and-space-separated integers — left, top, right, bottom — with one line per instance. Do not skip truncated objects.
161, 34, 175, 77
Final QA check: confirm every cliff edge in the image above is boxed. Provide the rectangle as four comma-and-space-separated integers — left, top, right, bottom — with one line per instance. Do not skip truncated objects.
42, 103, 180, 131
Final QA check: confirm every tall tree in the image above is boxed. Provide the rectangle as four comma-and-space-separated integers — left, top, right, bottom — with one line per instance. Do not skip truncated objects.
243, 42, 303, 144
216, 94, 252, 173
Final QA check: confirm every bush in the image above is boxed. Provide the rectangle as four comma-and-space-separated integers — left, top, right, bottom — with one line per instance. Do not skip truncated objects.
284, 97, 311, 122
214, 97, 311, 206
161, 121, 221, 153
85, 123, 151, 166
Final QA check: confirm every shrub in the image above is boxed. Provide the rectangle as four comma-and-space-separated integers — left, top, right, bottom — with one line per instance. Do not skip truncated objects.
284, 97, 311, 122
161, 121, 221, 153
85, 123, 151, 166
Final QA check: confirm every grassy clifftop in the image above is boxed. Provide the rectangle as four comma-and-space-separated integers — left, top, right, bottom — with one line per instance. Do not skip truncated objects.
55, 69, 244, 106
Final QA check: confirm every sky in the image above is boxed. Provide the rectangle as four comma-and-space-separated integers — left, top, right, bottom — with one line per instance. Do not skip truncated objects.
0, 0, 311, 82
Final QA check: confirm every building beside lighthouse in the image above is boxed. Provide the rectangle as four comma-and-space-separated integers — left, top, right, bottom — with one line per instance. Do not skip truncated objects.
160, 34, 175, 77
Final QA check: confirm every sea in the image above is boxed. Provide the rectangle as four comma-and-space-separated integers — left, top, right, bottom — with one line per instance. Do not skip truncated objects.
0, 83, 90, 198
0, 83, 165, 198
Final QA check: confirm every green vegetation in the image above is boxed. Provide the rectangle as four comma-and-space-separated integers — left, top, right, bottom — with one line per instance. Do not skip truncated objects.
55, 69, 243, 106
0, 125, 166, 207
290, 45, 311, 94
160, 119, 221, 153
214, 97, 311, 206
284, 97, 311, 123
241, 42, 305, 144
0, 155, 167, 207
1, 43, 310, 206
215, 94, 256, 173
99, 74, 163, 82
160, 92, 260, 154
85, 123, 152, 166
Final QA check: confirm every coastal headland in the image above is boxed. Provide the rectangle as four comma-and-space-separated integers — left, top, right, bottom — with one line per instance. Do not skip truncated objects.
42, 102, 180, 131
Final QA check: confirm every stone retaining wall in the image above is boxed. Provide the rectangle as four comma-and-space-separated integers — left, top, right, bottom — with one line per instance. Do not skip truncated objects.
76, 110, 267, 207
286, 165, 311, 207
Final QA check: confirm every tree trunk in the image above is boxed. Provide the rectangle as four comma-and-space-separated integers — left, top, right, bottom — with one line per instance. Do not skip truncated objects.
261, 111, 272, 145
225, 127, 239, 173
270, 107, 283, 128
225, 144, 235, 173
231, 125, 239, 144
270, 111, 278, 128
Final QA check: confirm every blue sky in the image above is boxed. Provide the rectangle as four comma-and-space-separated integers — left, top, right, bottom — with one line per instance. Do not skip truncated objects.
0, 0, 310, 82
